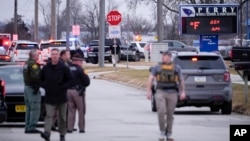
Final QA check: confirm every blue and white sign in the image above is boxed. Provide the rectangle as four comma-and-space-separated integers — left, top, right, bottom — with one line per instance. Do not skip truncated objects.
108, 25, 121, 38
199, 35, 218, 52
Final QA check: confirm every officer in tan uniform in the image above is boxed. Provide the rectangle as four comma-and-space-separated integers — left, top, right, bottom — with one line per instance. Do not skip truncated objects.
147, 50, 186, 141
67, 54, 90, 133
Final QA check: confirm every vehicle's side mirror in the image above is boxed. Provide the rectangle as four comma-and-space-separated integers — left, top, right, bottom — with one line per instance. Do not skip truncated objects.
181, 46, 185, 48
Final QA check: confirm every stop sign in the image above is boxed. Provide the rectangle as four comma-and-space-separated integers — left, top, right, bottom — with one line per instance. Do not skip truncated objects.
106, 10, 122, 25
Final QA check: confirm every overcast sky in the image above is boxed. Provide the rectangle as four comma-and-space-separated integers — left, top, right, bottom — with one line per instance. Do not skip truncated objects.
0, 0, 152, 24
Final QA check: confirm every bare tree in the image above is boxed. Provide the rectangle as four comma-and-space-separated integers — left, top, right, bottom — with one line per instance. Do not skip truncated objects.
128, 15, 153, 35
127, 0, 237, 14
70, 0, 83, 24
39, 0, 51, 39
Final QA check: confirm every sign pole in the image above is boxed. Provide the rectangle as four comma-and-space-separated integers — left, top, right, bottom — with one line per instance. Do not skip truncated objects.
99, 0, 105, 67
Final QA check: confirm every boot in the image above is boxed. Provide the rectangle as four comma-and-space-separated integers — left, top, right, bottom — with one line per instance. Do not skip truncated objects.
40, 132, 50, 141
60, 135, 65, 141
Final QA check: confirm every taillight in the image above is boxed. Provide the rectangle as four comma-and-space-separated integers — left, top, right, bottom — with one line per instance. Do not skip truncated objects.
4, 40, 10, 46
224, 71, 230, 82
0, 80, 5, 97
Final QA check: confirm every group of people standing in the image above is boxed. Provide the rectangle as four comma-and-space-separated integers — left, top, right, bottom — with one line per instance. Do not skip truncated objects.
23, 48, 90, 141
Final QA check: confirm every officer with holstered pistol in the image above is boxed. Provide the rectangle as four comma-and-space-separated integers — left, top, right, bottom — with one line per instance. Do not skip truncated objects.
147, 50, 186, 141
67, 53, 90, 133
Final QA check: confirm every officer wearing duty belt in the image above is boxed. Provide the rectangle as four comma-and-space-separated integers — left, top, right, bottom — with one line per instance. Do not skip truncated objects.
67, 53, 90, 133
147, 50, 186, 141
23, 49, 41, 133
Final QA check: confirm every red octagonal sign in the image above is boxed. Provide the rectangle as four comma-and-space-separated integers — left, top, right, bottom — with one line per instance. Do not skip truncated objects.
107, 10, 122, 25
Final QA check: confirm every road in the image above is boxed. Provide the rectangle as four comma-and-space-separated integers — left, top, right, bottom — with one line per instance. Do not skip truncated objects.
0, 73, 250, 141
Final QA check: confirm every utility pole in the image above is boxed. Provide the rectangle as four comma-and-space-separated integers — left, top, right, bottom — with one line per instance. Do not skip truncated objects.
157, 0, 163, 42
51, 0, 56, 40
66, 0, 70, 50
14, 0, 18, 35
34, 0, 39, 42
99, 0, 105, 67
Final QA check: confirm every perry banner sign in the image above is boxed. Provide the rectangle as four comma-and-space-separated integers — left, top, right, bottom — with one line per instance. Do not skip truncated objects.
179, 4, 238, 34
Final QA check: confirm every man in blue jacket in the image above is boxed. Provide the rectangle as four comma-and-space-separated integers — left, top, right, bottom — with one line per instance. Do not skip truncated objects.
40, 48, 73, 141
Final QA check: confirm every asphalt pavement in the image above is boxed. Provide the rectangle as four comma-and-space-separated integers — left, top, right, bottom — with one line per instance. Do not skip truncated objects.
1, 76, 250, 141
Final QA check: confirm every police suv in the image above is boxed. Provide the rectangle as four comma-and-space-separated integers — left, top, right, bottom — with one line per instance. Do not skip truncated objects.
40, 38, 82, 62
8, 40, 39, 62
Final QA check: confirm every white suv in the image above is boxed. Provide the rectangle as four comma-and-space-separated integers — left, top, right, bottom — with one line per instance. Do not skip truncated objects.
130, 41, 147, 58
8, 40, 39, 62
39, 38, 82, 62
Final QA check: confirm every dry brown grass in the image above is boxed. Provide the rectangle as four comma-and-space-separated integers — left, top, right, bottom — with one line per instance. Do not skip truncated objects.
232, 84, 250, 115
99, 69, 250, 115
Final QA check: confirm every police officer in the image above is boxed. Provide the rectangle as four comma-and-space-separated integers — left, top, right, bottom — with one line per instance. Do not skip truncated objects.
67, 53, 90, 133
23, 49, 41, 134
146, 50, 186, 141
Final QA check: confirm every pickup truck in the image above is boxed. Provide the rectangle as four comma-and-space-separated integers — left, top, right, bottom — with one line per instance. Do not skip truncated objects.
231, 47, 250, 80
87, 39, 122, 64
231, 47, 250, 70
0, 79, 7, 123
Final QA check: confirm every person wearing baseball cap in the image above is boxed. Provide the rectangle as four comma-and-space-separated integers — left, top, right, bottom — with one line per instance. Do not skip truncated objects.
147, 50, 186, 141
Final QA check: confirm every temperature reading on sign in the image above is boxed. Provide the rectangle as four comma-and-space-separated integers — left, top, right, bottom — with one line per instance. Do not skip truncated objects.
182, 16, 237, 34
210, 20, 220, 25
189, 19, 222, 31
189, 21, 200, 30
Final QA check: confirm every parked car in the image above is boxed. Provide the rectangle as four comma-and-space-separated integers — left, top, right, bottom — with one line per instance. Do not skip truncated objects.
144, 40, 198, 60
0, 79, 7, 123
120, 44, 140, 61
130, 41, 147, 58
150, 52, 232, 114
87, 39, 123, 64
8, 40, 39, 62
0, 64, 46, 122
39, 38, 83, 62
218, 41, 232, 60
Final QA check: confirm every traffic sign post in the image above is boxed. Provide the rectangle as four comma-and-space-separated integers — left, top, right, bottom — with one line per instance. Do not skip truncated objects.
107, 10, 122, 25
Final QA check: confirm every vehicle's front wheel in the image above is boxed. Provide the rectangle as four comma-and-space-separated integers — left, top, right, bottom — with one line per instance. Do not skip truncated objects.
90, 57, 98, 64
221, 101, 232, 115
133, 53, 140, 62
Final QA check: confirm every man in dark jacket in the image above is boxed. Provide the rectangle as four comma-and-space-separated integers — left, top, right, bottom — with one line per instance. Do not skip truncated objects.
67, 53, 90, 133
40, 48, 73, 141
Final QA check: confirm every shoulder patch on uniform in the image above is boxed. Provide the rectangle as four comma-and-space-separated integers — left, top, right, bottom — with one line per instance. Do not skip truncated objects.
32, 64, 38, 69
162, 64, 174, 70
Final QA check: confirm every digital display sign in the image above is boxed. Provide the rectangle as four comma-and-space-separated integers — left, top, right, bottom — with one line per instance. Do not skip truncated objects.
179, 5, 238, 35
